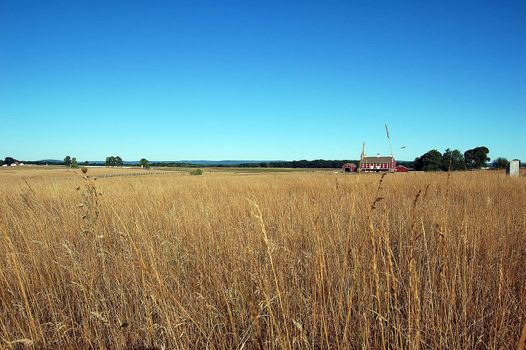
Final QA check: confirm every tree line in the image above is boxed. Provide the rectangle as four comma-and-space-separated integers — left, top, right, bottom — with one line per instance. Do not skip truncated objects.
62, 156, 151, 168
63, 155, 124, 167
412, 146, 512, 171
2, 151, 517, 170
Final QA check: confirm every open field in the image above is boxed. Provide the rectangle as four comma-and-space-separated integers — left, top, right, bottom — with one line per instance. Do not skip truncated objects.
0, 166, 314, 179
0, 167, 525, 349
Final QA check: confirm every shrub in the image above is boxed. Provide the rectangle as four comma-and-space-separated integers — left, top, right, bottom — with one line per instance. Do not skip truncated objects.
492, 157, 509, 169
190, 169, 203, 176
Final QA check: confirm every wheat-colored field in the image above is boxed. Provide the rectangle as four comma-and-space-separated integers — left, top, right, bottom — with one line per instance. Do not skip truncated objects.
0, 167, 525, 349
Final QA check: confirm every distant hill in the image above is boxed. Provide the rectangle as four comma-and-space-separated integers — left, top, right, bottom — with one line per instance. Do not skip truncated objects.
37, 159, 63, 164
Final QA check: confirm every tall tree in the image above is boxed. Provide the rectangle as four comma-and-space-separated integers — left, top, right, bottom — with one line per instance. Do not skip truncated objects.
464, 147, 490, 169
414, 150, 443, 171
441, 149, 466, 171
71, 158, 78, 168
64, 155, 71, 167
5, 157, 18, 166
139, 158, 150, 169
115, 156, 123, 167
105, 156, 115, 167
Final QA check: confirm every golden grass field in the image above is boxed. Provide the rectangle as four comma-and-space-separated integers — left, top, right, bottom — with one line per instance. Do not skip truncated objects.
0, 167, 525, 349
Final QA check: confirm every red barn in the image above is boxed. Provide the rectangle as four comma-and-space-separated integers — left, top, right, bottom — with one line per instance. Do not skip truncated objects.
395, 165, 409, 172
342, 163, 357, 173
359, 156, 396, 172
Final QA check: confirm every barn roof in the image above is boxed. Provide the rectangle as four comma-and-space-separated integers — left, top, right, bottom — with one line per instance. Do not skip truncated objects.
362, 156, 394, 163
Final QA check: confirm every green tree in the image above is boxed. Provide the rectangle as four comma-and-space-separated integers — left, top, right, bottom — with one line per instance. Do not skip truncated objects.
492, 157, 509, 169
106, 156, 116, 167
83, 160, 90, 166
115, 156, 123, 167
64, 155, 71, 167
71, 158, 78, 168
441, 149, 466, 171
464, 146, 490, 169
414, 150, 443, 171
139, 158, 150, 169
0, 159, 4, 166
5, 157, 18, 166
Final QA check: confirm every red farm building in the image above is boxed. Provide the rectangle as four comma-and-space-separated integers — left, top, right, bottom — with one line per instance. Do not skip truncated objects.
359, 156, 396, 172
395, 165, 409, 172
342, 163, 357, 173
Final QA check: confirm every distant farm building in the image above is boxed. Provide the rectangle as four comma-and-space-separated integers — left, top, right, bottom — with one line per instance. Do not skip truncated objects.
342, 163, 357, 173
359, 156, 396, 172
395, 165, 409, 172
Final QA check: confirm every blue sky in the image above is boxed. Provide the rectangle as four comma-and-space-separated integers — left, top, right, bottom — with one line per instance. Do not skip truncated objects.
1, 0, 525, 161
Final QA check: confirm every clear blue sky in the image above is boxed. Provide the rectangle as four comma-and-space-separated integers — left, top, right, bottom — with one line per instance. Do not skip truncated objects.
1, 0, 525, 161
